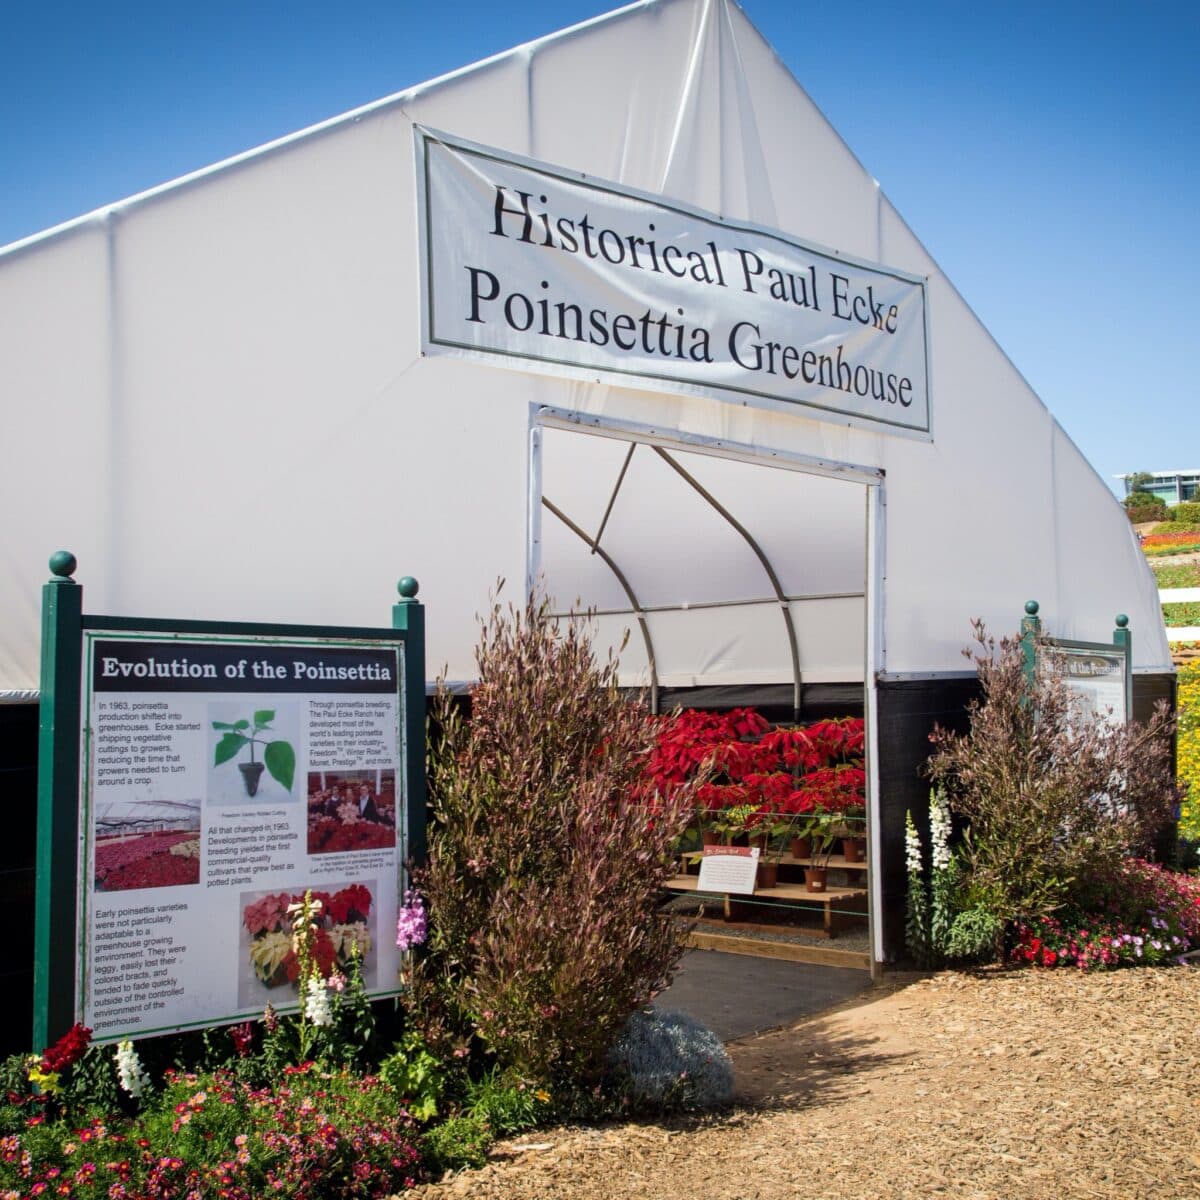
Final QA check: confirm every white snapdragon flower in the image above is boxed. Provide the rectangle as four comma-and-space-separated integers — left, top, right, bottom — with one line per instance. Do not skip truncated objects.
905, 811, 922, 876
115, 1040, 150, 1098
930, 789, 952, 871
304, 975, 333, 1027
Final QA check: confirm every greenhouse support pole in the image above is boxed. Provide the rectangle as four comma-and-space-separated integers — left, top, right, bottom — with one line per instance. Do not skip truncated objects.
34, 552, 84, 1051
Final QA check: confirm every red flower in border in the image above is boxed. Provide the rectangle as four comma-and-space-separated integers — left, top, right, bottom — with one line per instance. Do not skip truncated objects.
41, 1024, 91, 1073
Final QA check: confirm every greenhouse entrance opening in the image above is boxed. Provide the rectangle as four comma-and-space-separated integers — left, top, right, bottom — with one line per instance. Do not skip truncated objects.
530, 411, 882, 972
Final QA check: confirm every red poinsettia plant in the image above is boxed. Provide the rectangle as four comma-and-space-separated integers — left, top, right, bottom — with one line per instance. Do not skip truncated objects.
641, 708, 865, 844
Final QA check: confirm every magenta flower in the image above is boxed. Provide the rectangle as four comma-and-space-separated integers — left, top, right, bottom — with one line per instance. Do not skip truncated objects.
395, 889, 428, 951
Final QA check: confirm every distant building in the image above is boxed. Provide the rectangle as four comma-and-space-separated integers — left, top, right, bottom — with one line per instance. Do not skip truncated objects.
1117, 470, 1200, 506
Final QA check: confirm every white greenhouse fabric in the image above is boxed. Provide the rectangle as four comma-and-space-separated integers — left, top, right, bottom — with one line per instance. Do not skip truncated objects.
0, 0, 1170, 699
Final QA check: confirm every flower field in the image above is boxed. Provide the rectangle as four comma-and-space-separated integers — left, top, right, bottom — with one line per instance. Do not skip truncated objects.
94, 831, 200, 891
1178, 661, 1199, 840
1142, 530, 1200, 556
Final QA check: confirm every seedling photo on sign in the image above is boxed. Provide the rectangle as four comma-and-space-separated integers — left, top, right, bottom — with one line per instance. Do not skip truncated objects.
211, 707, 297, 799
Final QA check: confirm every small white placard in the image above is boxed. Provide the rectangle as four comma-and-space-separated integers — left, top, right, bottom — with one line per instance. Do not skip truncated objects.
697, 846, 760, 895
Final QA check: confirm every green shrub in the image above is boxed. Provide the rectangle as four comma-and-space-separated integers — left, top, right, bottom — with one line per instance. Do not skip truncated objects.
946, 908, 1004, 964
1152, 521, 1200, 536
379, 1030, 449, 1122
1168, 500, 1200, 525
410, 591, 697, 1088
422, 1114, 492, 1174
605, 1008, 733, 1113
465, 1068, 549, 1135
1124, 493, 1167, 522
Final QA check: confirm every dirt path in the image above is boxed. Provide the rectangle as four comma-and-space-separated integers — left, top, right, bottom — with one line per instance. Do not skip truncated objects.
410, 967, 1200, 1200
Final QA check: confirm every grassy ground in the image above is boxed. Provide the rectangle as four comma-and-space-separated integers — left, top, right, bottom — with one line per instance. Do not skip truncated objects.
1153, 560, 1200, 588
1164, 602, 1200, 626
1151, 554, 1200, 625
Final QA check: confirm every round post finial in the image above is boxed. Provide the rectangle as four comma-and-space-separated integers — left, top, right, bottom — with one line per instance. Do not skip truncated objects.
397, 577, 420, 599
1115, 613, 1129, 628
48, 551, 77, 580
1024, 599, 1039, 616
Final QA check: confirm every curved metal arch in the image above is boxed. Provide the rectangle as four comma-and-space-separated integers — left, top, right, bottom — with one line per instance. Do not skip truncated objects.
652, 446, 803, 722
540, 495, 660, 714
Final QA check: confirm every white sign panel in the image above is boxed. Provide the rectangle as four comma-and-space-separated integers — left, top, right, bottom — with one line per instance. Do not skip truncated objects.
80, 633, 406, 1041
1056, 645, 1129, 727
697, 846, 760, 896
417, 128, 931, 439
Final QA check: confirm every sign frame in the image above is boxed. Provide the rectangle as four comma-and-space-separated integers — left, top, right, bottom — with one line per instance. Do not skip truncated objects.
33, 554, 426, 1049
1019, 600, 1132, 726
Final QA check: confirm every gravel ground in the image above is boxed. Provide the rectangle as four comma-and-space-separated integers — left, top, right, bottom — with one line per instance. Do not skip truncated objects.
409, 966, 1200, 1200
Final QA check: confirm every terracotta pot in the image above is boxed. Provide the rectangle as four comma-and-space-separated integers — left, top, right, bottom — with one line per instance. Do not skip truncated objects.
842, 837, 866, 863
804, 867, 828, 893
756, 860, 778, 890
701, 829, 721, 846
790, 836, 812, 860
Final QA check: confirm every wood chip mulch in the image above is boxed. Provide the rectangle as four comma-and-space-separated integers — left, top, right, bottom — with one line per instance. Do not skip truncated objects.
407, 966, 1200, 1200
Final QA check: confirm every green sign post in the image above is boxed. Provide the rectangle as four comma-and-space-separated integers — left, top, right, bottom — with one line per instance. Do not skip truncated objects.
34, 554, 426, 1050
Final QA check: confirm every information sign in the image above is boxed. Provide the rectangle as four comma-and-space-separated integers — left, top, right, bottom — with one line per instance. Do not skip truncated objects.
79, 633, 409, 1040
33, 554, 425, 1048
696, 846, 759, 896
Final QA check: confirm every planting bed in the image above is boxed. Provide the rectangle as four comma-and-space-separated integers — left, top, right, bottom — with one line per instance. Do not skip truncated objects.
409, 966, 1200, 1200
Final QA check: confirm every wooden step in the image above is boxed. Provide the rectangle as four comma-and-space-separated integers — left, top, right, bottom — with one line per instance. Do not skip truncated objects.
665, 874, 868, 938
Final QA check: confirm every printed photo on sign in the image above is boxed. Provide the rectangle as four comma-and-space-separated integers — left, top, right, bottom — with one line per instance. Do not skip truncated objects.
307, 770, 397, 855
237, 879, 377, 1010
93, 800, 201, 892
207, 701, 300, 805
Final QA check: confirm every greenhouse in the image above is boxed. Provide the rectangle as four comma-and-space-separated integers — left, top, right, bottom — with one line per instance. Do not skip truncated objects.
0, 0, 1173, 983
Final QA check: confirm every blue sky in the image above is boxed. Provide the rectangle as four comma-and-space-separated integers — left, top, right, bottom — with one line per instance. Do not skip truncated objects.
2, 0, 1196, 494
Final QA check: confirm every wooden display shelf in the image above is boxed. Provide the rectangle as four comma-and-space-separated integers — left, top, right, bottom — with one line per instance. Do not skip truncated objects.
664, 873, 868, 939
679, 851, 868, 873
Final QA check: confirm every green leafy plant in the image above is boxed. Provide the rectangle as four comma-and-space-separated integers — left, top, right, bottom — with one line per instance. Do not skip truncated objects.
1123, 493, 1167, 523
945, 907, 1004, 964
421, 1114, 492, 1175
212, 708, 295, 794
380, 1031, 448, 1122
709, 802, 757, 843
465, 1068, 549, 1135
797, 809, 840, 867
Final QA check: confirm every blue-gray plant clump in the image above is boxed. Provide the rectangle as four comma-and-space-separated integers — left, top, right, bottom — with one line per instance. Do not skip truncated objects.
606, 1008, 733, 1112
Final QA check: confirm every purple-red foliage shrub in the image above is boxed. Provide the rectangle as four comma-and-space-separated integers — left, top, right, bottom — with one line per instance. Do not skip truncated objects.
410, 593, 697, 1087
928, 622, 1182, 940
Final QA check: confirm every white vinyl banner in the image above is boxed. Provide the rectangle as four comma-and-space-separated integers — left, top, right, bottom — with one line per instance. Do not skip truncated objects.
417, 128, 932, 439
